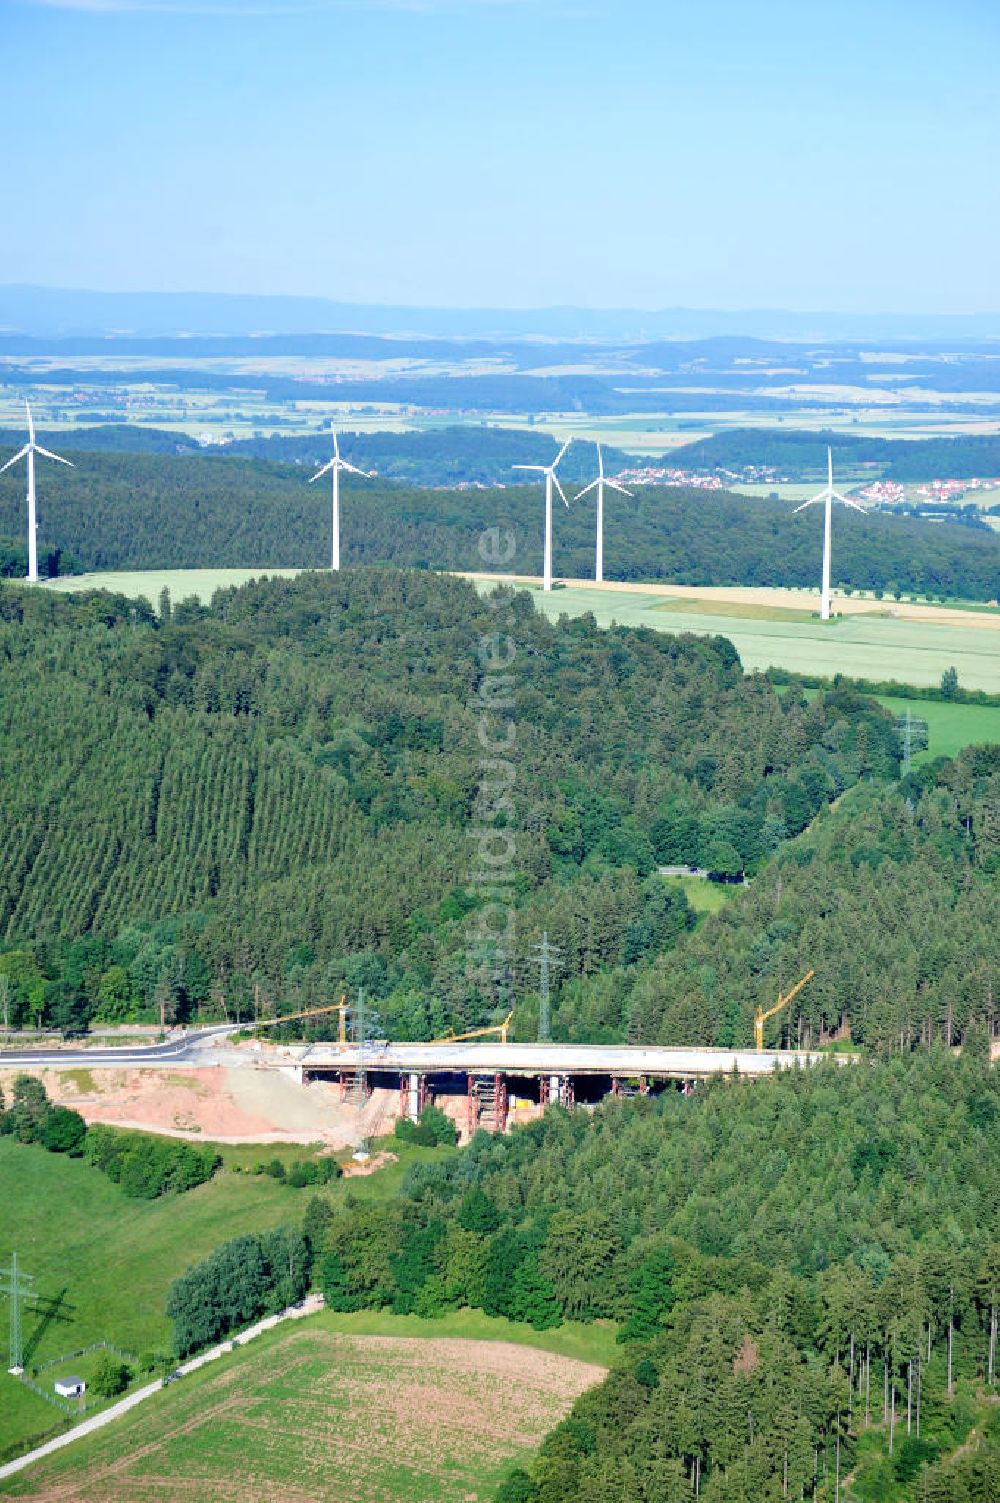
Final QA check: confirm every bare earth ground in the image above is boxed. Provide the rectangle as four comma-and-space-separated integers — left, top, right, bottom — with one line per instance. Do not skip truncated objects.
0, 1063, 400, 1148
4, 1327, 605, 1503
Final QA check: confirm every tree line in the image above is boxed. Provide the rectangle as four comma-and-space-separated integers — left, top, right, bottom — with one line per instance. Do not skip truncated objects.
0, 1075, 219, 1197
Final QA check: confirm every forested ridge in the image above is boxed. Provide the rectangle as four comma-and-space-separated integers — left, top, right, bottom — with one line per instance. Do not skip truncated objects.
0, 568, 898, 1036
667, 427, 1000, 480
0, 422, 634, 486
1, 446, 999, 597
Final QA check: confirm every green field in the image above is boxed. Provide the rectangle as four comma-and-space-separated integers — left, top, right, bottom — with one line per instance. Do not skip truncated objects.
0, 1313, 607, 1501
0, 1137, 453, 1456
658, 873, 734, 914
43, 566, 302, 604
874, 695, 1000, 761
792, 689, 1000, 762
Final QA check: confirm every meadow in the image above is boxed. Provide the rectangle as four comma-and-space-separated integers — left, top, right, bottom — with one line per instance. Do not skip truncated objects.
0, 1315, 608, 1502
0, 1137, 453, 1456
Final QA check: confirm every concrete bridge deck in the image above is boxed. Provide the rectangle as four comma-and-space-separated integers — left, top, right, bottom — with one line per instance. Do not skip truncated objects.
296, 1040, 840, 1079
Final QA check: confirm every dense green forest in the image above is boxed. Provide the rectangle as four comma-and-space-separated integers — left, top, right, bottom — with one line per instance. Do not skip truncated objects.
0, 568, 899, 1037
609, 747, 1000, 1052
667, 427, 1000, 481
2, 446, 999, 596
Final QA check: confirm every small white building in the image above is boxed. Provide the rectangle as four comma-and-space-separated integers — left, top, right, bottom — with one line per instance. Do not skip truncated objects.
54, 1376, 85, 1399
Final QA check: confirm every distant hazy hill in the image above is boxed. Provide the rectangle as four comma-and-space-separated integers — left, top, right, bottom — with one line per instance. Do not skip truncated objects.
4, 284, 1000, 341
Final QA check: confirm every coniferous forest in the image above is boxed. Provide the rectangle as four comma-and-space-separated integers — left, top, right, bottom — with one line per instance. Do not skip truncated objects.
1, 445, 999, 597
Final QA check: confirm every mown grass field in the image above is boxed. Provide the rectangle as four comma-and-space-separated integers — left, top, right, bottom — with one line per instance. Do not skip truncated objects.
0, 1137, 453, 1456
0, 1315, 608, 1502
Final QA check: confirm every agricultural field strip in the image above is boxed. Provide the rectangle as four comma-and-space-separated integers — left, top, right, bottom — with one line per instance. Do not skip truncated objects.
0, 1295, 324, 1484
0, 1323, 605, 1500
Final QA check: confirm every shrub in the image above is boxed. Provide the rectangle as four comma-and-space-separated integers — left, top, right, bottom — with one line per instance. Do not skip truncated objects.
41, 1105, 87, 1155
91, 1350, 131, 1398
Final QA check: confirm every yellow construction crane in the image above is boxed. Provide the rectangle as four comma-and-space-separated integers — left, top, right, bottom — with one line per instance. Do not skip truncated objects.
432, 1010, 515, 1046
754, 970, 814, 1051
250, 995, 352, 1042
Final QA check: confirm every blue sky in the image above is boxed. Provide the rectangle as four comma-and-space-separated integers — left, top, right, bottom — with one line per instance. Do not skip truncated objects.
4, 0, 998, 311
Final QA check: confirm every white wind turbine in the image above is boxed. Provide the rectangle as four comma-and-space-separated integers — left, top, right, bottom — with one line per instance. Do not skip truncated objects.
308, 424, 372, 571
575, 444, 633, 584
513, 438, 572, 591
794, 446, 864, 621
0, 401, 72, 583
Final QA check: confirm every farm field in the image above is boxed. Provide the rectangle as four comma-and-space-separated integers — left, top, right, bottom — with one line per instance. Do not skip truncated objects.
43, 566, 302, 603
0, 1316, 608, 1502
0, 1137, 453, 1456
496, 581, 1000, 693
39, 568, 1000, 692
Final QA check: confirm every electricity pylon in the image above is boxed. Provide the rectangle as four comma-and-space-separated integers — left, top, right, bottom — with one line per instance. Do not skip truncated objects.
1, 1252, 34, 1373
531, 932, 562, 1043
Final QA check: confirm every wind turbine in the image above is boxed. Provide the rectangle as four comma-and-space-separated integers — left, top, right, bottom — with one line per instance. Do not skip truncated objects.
0, 401, 72, 583
794, 446, 864, 621
574, 444, 633, 584
512, 438, 572, 591
308, 424, 372, 571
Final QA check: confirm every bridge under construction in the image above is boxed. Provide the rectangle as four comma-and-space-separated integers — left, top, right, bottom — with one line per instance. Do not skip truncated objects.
293, 1040, 838, 1134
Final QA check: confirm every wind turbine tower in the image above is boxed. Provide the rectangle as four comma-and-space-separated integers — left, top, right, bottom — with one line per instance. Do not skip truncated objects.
575, 444, 633, 583
513, 438, 572, 591
308, 424, 372, 571
0, 401, 73, 583
793, 447, 864, 621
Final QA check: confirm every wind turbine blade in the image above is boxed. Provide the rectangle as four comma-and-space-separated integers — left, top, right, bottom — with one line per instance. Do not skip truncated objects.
552, 437, 572, 470
331, 425, 341, 461
512, 465, 546, 474
309, 461, 334, 483
834, 491, 865, 512
793, 494, 825, 514
606, 480, 633, 497
0, 444, 30, 474
341, 461, 370, 478
597, 443, 604, 479
553, 474, 570, 508
24, 400, 34, 445
827, 447, 833, 489
575, 478, 599, 500
33, 445, 73, 467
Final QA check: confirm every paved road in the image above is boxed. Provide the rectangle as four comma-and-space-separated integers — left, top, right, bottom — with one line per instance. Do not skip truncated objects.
0, 1294, 325, 1483
0, 1024, 239, 1070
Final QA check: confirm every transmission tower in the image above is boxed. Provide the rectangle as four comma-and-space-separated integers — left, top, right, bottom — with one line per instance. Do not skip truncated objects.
902, 706, 914, 774
531, 932, 562, 1043
1, 1252, 34, 1374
